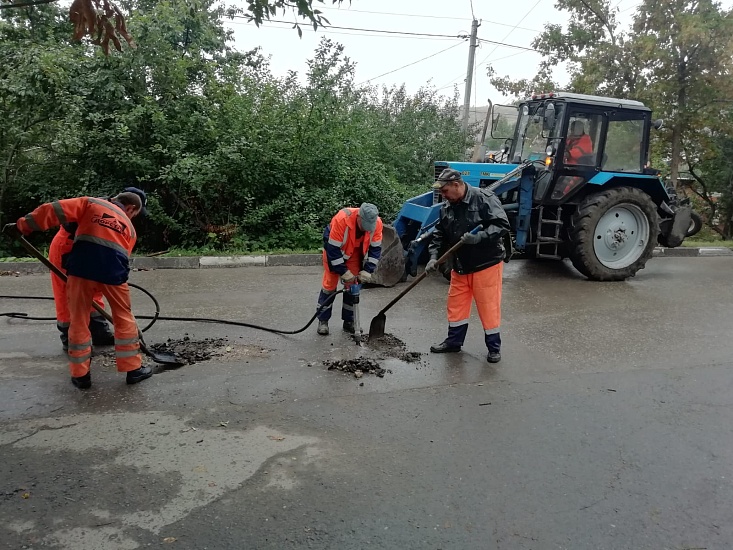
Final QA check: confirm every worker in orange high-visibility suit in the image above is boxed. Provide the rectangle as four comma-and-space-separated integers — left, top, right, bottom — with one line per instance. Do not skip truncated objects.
49, 187, 149, 351
316, 203, 383, 335
564, 120, 593, 165
15, 191, 153, 389
426, 169, 511, 363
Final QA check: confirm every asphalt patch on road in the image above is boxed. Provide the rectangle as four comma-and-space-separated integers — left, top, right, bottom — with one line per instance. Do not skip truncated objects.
148, 336, 228, 365
364, 333, 422, 363
94, 336, 229, 368
324, 357, 388, 378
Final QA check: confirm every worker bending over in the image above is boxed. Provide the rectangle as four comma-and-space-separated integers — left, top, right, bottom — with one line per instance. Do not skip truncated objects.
15, 192, 153, 389
316, 203, 383, 335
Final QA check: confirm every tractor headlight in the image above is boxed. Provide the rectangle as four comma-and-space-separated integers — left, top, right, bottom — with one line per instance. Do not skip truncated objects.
545, 145, 555, 156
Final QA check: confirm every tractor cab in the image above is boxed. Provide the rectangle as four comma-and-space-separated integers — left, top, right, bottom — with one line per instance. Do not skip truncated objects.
492, 92, 655, 204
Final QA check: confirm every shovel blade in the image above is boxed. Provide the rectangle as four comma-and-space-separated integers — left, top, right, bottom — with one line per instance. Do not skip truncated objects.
141, 346, 185, 367
367, 313, 386, 342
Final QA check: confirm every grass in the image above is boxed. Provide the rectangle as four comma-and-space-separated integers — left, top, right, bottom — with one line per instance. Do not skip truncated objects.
682, 239, 733, 248
162, 247, 321, 257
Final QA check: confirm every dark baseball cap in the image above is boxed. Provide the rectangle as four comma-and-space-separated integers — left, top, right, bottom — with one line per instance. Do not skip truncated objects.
432, 168, 463, 189
124, 187, 148, 217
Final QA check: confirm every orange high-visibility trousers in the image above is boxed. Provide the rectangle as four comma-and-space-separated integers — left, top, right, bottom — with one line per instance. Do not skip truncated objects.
446, 262, 503, 349
66, 275, 141, 377
48, 230, 104, 328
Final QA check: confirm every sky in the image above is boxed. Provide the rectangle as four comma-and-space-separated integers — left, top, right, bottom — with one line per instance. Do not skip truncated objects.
222, 0, 646, 114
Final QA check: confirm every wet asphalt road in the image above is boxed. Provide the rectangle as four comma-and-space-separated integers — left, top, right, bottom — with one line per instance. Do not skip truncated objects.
2, 258, 733, 549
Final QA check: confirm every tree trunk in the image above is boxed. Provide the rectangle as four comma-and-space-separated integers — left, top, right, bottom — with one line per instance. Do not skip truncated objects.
670, 61, 687, 190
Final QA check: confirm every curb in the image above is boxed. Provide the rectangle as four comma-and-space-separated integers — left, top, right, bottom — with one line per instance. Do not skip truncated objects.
1, 248, 730, 275
0, 253, 324, 275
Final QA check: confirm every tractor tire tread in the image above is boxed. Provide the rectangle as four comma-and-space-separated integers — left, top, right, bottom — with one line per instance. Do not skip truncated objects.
569, 187, 659, 281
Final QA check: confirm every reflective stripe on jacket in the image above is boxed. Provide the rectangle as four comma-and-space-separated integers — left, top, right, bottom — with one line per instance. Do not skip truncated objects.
428, 185, 511, 275
18, 197, 137, 285
323, 208, 383, 275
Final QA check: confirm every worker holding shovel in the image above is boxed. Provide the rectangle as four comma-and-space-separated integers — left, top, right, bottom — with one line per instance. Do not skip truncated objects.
12, 191, 153, 389
316, 203, 383, 336
427, 169, 511, 363
49, 186, 149, 352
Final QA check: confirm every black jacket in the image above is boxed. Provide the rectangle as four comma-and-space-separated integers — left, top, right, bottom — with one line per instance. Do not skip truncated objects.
428, 184, 511, 275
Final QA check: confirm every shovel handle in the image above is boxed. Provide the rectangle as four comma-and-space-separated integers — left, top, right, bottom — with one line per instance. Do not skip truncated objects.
376, 225, 481, 316
7, 228, 116, 325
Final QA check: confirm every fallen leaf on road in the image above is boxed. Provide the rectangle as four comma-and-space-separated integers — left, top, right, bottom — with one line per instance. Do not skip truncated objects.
268, 435, 285, 441
21, 492, 30, 499
163, 537, 177, 543
219, 421, 229, 427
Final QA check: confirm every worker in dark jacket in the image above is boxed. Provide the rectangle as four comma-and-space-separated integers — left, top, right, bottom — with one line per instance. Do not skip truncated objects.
427, 169, 511, 363
15, 192, 153, 389
49, 187, 148, 351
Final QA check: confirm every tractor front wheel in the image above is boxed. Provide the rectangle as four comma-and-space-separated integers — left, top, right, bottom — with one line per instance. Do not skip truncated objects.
569, 187, 659, 281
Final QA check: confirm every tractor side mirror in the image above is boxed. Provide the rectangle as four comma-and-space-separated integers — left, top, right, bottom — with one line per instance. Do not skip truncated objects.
543, 103, 556, 132
653, 119, 664, 130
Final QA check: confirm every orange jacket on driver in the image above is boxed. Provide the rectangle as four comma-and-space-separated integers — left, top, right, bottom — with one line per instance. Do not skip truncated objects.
18, 197, 137, 285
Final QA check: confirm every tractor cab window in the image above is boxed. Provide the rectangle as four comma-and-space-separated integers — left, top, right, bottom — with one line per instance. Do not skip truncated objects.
564, 113, 603, 166
601, 113, 645, 173
513, 101, 564, 162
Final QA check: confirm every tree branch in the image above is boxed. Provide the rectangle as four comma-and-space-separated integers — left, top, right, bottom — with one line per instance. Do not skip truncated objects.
0, 0, 57, 9
578, 0, 616, 45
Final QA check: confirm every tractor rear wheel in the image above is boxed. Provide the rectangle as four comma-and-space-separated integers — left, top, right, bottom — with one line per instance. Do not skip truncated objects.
569, 187, 659, 281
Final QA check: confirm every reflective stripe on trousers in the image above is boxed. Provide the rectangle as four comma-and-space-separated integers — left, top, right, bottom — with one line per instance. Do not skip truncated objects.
445, 263, 503, 349
67, 275, 141, 376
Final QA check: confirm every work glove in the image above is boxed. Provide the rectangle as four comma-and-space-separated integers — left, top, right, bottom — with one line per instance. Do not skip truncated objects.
340, 270, 356, 283
358, 270, 373, 283
502, 233, 514, 263
460, 231, 483, 246
2, 223, 19, 237
425, 258, 439, 274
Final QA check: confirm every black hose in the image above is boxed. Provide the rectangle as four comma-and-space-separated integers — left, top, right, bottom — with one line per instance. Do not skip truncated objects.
0, 287, 343, 335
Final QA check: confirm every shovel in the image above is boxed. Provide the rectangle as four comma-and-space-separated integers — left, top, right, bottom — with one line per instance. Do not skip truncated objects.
368, 225, 481, 341
3, 225, 183, 367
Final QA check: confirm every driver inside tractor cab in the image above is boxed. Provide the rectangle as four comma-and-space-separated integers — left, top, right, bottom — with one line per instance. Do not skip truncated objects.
564, 120, 593, 164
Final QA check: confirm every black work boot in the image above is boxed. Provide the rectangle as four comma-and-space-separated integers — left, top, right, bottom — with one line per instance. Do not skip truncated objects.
430, 341, 462, 353
317, 321, 329, 335
342, 320, 355, 334
71, 371, 92, 390
126, 365, 153, 385
58, 324, 69, 352
487, 350, 501, 363
89, 316, 115, 346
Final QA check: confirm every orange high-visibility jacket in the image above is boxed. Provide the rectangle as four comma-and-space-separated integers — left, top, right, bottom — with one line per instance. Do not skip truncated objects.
18, 197, 137, 285
323, 208, 383, 275
565, 133, 593, 164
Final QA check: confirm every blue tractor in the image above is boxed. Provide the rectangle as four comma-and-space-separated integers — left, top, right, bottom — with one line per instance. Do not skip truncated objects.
374, 92, 696, 283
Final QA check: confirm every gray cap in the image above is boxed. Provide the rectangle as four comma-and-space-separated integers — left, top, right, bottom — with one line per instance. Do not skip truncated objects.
432, 168, 463, 189
359, 203, 379, 232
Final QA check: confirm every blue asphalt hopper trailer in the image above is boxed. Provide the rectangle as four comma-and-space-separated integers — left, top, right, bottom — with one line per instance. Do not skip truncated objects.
386, 92, 696, 282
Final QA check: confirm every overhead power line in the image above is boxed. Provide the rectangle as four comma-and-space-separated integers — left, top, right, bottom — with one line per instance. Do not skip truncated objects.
358, 40, 466, 84
475, 0, 544, 69
316, 6, 542, 32
228, 19, 461, 41
234, 17, 469, 39
232, 16, 537, 51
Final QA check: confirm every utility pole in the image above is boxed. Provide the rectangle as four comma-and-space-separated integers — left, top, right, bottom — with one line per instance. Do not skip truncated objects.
461, 18, 480, 134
